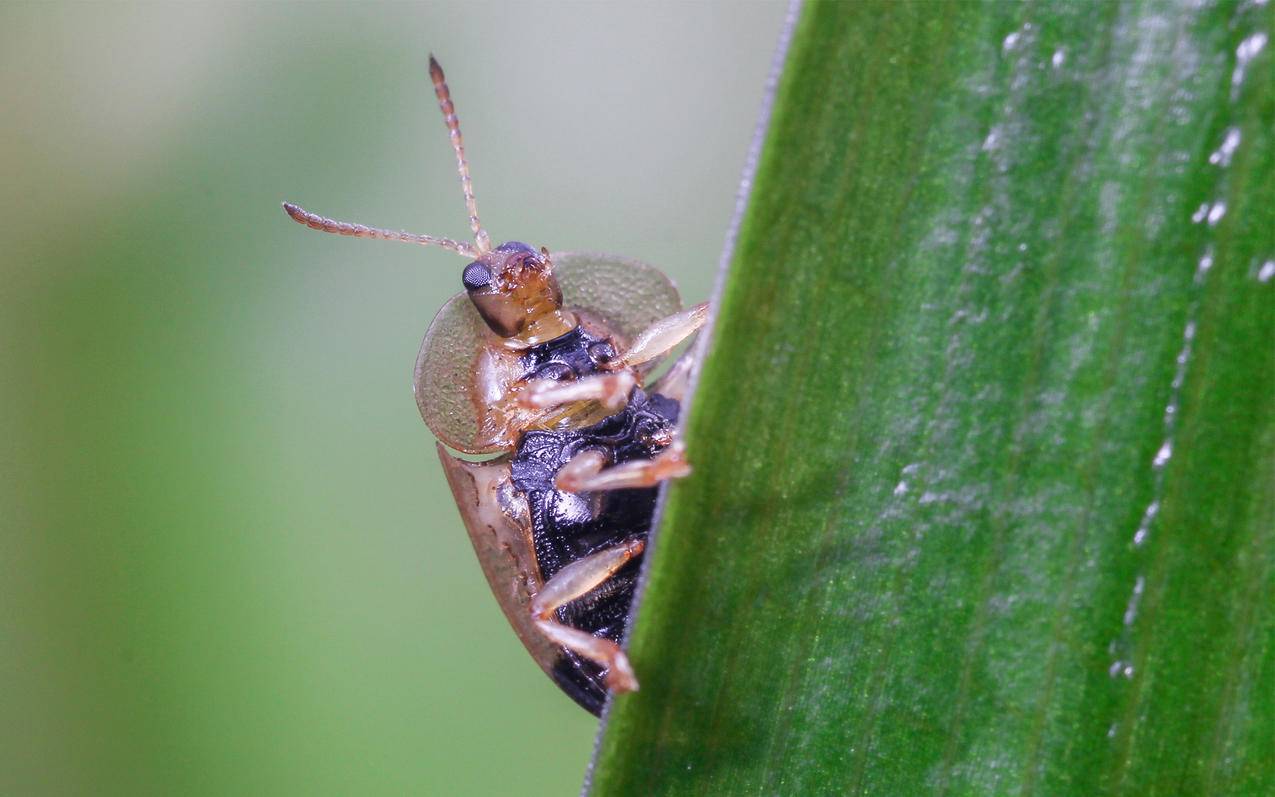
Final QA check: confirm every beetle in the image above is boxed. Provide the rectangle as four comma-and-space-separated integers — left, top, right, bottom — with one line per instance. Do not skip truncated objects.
282, 57, 707, 714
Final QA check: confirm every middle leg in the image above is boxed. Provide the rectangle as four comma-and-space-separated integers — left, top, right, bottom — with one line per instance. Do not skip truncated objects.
555, 441, 691, 493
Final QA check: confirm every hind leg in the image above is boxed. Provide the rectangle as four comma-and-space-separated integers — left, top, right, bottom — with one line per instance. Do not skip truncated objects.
531, 538, 646, 691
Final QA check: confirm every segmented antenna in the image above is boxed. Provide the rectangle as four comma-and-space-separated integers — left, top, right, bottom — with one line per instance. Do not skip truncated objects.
281, 202, 477, 258
282, 56, 494, 259
429, 55, 491, 255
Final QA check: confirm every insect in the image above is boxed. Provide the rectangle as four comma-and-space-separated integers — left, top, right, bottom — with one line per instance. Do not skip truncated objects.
282, 57, 707, 714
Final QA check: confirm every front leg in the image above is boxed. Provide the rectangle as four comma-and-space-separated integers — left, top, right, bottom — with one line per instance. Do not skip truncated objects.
531, 538, 646, 692
611, 302, 709, 368
482, 372, 636, 444
515, 371, 636, 411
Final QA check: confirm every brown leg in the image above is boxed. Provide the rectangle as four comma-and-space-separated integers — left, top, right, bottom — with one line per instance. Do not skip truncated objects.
531, 538, 646, 691
515, 371, 636, 411
613, 302, 709, 368
536, 622, 638, 692
555, 441, 690, 493
651, 348, 696, 402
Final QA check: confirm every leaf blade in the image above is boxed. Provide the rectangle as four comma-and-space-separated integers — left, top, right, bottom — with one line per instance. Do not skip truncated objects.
592, 2, 1275, 794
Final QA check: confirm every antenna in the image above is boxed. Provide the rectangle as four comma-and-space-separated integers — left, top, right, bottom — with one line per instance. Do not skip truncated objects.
429, 55, 491, 255
281, 202, 477, 258
281, 56, 494, 260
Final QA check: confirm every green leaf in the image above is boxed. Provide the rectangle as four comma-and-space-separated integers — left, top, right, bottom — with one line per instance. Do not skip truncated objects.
590, 2, 1275, 794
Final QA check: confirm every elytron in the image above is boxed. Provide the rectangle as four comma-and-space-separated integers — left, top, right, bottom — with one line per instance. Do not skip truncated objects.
283, 57, 706, 714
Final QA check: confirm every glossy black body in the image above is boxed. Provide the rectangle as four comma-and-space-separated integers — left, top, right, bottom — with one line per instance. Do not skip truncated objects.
508, 327, 679, 714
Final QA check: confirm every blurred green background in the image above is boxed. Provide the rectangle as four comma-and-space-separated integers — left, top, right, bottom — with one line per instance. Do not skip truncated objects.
0, 3, 785, 794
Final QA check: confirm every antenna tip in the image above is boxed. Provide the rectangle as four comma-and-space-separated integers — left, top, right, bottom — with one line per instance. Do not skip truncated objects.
428, 54, 444, 84
281, 201, 306, 223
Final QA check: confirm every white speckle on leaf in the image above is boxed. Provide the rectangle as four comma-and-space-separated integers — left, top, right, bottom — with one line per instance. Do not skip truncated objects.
1208, 127, 1241, 166
1123, 576, 1146, 626
1196, 248, 1214, 283
1232, 32, 1268, 97
1207, 201, 1227, 226
982, 126, 1001, 152
1133, 501, 1159, 547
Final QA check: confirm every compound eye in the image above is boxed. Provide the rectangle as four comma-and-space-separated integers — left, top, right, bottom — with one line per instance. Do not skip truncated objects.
461, 262, 493, 292
494, 241, 535, 254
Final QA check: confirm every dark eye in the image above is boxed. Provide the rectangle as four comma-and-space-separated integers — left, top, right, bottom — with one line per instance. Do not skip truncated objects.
461, 262, 492, 291
495, 241, 535, 254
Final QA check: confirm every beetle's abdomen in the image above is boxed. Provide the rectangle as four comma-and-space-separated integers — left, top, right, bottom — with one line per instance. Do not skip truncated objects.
511, 388, 678, 577
509, 387, 679, 714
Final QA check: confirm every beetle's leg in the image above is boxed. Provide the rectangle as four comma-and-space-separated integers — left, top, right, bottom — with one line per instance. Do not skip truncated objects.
650, 348, 696, 402
532, 538, 645, 618
531, 538, 646, 691
611, 302, 709, 368
515, 371, 636, 411
556, 440, 690, 493
538, 623, 638, 693
555, 448, 608, 488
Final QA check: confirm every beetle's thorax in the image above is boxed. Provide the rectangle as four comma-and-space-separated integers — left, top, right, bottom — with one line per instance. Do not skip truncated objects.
464, 242, 574, 346
472, 323, 632, 450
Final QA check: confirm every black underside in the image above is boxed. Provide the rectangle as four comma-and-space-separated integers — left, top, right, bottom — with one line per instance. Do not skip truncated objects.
511, 381, 679, 715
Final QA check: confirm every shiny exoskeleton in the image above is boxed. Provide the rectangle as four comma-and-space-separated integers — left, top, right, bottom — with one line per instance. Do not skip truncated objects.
283, 56, 706, 714
511, 326, 680, 711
